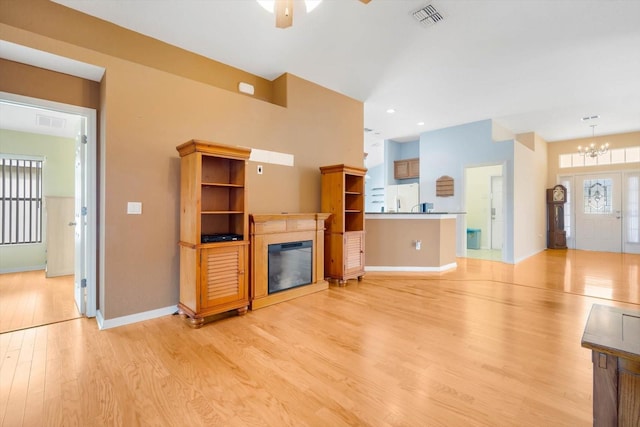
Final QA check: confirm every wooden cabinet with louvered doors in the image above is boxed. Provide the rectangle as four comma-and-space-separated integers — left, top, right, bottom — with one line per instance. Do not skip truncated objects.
344, 231, 365, 278
176, 140, 251, 328
320, 164, 367, 285
200, 245, 247, 311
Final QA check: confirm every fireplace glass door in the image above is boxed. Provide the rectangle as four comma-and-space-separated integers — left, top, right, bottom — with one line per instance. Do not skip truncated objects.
268, 240, 312, 294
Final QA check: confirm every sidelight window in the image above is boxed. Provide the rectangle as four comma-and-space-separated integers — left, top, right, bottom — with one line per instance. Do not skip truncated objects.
627, 174, 639, 243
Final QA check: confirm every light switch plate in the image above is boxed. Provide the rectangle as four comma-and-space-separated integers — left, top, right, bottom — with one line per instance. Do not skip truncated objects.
127, 202, 142, 214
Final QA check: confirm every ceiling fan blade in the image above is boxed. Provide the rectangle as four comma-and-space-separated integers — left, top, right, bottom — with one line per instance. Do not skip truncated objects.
275, 0, 294, 28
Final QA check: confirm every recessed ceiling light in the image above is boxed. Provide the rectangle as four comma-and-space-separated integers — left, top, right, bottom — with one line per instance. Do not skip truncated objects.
386, 108, 396, 114
417, 121, 425, 126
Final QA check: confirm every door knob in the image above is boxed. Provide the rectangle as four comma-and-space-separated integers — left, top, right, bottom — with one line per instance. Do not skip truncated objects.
68, 222, 77, 226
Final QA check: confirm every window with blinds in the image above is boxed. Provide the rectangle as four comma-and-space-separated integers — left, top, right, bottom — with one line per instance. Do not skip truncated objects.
0, 156, 44, 245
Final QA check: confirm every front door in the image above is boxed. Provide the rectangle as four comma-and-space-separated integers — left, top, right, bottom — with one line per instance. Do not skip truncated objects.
574, 173, 622, 252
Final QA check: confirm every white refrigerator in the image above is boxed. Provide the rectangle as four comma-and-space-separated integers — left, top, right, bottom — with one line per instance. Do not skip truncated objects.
385, 183, 419, 212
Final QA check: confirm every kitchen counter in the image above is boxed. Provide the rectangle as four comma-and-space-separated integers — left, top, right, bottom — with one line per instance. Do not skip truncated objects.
365, 213, 459, 271
366, 212, 465, 219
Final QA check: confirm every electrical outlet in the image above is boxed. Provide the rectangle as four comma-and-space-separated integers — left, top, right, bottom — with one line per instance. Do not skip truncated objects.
257, 165, 263, 174
415, 240, 421, 250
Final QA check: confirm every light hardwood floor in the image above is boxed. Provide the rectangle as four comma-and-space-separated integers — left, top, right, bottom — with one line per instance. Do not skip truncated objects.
0, 250, 638, 426
0, 271, 79, 334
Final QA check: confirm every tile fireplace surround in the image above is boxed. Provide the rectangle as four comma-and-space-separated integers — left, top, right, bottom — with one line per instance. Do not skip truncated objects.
250, 213, 331, 309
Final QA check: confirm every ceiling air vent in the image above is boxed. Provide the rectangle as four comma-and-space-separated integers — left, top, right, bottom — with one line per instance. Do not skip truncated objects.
412, 4, 444, 27
36, 114, 66, 129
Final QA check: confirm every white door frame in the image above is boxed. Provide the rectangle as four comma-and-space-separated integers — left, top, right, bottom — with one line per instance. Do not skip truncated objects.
490, 175, 504, 250
463, 163, 505, 260
1, 91, 97, 317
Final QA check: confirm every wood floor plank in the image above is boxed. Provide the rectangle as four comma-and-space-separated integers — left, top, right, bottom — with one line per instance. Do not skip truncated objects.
0, 250, 638, 426
0, 271, 79, 334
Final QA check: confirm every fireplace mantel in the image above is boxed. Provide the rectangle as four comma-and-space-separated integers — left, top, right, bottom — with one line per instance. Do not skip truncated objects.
250, 213, 331, 309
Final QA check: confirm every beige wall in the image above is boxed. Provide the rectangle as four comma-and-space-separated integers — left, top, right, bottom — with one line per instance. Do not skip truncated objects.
513, 133, 548, 262
0, 58, 101, 110
0, 0, 275, 104
1, 0, 364, 319
546, 131, 640, 185
365, 217, 457, 268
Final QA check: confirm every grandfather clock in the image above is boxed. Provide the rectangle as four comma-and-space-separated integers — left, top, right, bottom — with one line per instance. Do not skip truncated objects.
547, 184, 567, 249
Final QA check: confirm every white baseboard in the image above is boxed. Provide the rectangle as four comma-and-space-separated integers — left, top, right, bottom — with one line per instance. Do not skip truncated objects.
365, 262, 457, 272
513, 248, 545, 264
0, 264, 46, 274
96, 305, 178, 330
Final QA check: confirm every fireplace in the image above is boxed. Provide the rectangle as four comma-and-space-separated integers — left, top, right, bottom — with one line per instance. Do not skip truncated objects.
250, 213, 330, 309
268, 240, 312, 294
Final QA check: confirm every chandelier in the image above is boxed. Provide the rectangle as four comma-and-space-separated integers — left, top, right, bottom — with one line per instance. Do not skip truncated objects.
578, 124, 609, 158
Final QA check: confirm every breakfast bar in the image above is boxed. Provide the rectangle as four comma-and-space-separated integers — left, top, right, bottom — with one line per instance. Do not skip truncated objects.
365, 213, 460, 271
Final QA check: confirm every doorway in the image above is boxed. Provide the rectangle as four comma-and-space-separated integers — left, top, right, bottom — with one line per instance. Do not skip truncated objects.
490, 175, 504, 250
560, 171, 640, 254
464, 164, 504, 261
0, 92, 97, 331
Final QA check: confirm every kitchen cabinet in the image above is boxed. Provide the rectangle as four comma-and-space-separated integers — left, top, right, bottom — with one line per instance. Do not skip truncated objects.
394, 158, 419, 180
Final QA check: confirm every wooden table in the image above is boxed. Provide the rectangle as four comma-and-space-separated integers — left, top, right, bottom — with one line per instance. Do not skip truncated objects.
581, 304, 640, 427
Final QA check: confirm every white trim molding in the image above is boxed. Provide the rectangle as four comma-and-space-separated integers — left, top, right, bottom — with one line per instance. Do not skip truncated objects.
365, 263, 457, 272
97, 305, 178, 330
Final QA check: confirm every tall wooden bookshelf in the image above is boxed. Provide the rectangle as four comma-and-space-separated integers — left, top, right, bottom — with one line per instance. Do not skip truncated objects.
176, 140, 251, 327
320, 164, 367, 285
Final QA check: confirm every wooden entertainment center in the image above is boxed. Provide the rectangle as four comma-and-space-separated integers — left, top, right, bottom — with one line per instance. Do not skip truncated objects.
175, 140, 334, 324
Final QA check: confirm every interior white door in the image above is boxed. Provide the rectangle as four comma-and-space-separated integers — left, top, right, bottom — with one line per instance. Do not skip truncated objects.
45, 196, 75, 277
74, 117, 87, 315
490, 175, 503, 249
575, 173, 622, 252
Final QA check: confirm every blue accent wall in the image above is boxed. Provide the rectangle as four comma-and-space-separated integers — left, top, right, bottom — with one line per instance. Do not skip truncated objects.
365, 163, 385, 212
386, 139, 420, 185
419, 119, 515, 262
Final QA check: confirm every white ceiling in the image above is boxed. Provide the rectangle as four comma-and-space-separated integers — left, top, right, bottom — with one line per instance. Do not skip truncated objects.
7, 1, 640, 154
0, 101, 82, 140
